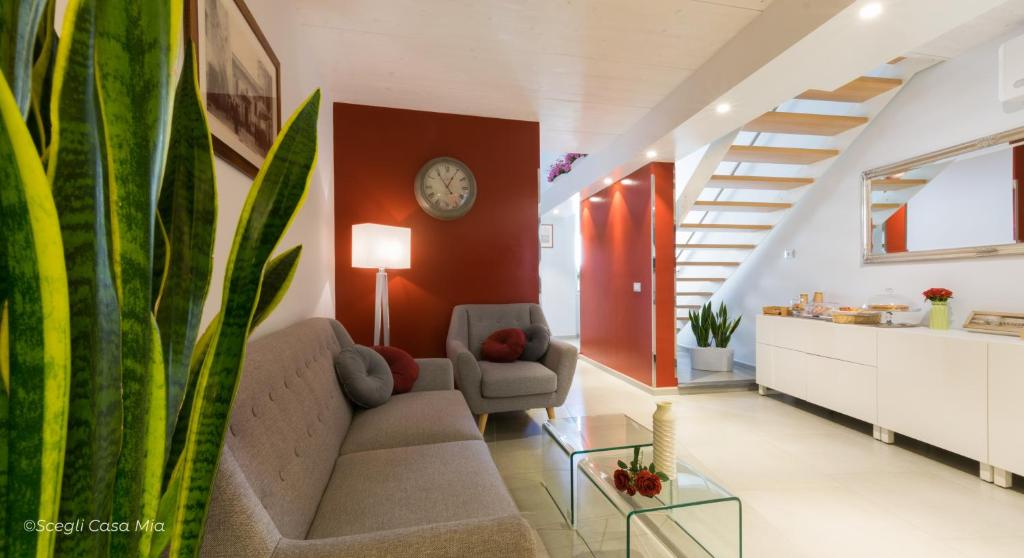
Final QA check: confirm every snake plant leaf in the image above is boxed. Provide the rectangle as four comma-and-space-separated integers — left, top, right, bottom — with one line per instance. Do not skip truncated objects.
27, 0, 55, 157
94, 0, 181, 554
162, 245, 301, 486
0, 69, 71, 558
1, 299, 8, 557
156, 41, 216, 449
47, 0, 124, 555
0, 0, 46, 116
171, 90, 320, 557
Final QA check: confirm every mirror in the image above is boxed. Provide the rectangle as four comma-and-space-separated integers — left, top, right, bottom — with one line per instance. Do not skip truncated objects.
862, 126, 1024, 262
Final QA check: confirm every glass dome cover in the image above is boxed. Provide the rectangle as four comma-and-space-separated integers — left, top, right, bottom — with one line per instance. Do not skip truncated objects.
865, 288, 920, 312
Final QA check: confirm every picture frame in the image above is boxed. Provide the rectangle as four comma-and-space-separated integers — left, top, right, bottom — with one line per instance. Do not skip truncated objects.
540, 224, 554, 249
962, 310, 1024, 337
186, 0, 282, 178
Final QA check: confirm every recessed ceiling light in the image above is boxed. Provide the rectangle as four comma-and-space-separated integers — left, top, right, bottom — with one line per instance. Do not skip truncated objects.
859, 2, 882, 19
603, 177, 613, 185
715, 102, 732, 114
645, 149, 658, 159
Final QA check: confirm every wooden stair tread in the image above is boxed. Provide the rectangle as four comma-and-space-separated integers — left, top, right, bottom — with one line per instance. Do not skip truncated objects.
708, 175, 814, 190
871, 178, 928, 190
872, 203, 902, 210
676, 243, 757, 249
677, 304, 703, 309
677, 291, 714, 296
693, 200, 792, 212
744, 112, 868, 136
724, 145, 839, 165
679, 223, 773, 231
797, 76, 903, 103
676, 277, 727, 282
677, 261, 742, 266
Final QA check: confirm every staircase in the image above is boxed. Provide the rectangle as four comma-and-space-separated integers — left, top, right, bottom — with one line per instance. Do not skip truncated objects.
674, 59, 939, 335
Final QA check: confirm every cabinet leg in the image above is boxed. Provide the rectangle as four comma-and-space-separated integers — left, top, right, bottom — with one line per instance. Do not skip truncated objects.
980, 463, 994, 483
994, 467, 1013, 488
757, 384, 768, 396
873, 426, 895, 444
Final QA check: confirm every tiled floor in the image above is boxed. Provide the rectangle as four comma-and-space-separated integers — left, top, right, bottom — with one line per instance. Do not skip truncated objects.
484, 359, 1024, 558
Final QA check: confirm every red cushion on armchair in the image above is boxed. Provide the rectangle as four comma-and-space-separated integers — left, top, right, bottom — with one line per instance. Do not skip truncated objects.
372, 346, 420, 394
480, 328, 527, 362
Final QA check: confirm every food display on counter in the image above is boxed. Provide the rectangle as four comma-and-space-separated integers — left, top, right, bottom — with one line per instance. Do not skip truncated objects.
765, 288, 925, 328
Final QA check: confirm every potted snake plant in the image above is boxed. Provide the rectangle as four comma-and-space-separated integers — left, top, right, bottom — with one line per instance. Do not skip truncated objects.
688, 302, 742, 372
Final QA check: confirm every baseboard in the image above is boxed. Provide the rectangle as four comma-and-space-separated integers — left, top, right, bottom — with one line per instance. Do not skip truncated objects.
578, 355, 679, 395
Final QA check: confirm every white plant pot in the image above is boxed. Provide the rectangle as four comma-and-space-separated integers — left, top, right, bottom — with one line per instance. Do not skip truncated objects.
691, 347, 734, 372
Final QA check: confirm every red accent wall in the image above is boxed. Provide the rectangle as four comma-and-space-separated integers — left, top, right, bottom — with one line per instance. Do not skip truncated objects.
884, 205, 908, 253
651, 163, 677, 388
580, 163, 675, 387
333, 103, 540, 357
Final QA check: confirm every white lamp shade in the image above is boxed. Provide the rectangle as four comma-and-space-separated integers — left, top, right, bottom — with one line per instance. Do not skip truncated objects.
352, 223, 411, 269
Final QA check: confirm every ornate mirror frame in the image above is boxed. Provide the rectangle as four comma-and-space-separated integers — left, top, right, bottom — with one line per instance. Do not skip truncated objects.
861, 126, 1024, 263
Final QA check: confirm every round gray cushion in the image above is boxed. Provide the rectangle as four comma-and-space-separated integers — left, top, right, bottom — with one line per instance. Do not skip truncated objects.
520, 324, 551, 361
333, 345, 394, 408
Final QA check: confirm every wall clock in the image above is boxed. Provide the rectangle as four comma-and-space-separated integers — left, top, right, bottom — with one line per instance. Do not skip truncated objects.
414, 157, 477, 220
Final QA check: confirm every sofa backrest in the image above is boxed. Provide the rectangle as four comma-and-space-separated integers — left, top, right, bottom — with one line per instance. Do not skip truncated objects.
449, 303, 548, 358
222, 317, 355, 539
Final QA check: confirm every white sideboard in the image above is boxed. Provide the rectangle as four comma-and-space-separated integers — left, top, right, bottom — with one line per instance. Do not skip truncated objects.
756, 315, 1024, 488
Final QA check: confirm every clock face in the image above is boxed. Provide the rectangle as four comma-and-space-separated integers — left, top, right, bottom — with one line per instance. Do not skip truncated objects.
415, 157, 477, 220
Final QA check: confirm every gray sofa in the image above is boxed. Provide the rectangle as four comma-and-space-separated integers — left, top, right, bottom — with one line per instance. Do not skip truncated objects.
201, 318, 537, 557
447, 304, 578, 433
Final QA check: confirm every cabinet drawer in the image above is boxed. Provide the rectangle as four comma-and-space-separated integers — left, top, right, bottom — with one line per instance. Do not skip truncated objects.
989, 343, 1024, 475
773, 317, 819, 353
771, 346, 808, 400
821, 324, 877, 366
806, 354, 877, 424
877, 331, 987, 461
756, 342, 774, 388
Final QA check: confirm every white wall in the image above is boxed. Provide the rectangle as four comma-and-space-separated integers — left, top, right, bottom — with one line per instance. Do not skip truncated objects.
540, 196, 580, 337
715, 28, 1024, 365
905, 148, 1014, 251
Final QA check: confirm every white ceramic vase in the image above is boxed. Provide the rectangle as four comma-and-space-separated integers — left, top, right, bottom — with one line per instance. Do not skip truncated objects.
653, 401, 676, 480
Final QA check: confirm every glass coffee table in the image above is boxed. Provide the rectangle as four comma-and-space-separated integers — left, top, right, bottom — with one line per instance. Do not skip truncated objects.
576, 451, 742, 557
542, 414, 653, 526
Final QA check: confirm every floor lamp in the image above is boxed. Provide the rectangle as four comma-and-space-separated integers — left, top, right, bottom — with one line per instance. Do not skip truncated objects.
352, 224, 411, 346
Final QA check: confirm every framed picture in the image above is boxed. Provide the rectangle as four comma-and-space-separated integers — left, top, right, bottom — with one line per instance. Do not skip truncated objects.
187, 0, 281, 178
962, 310, 1024, 337
540, 224, 554, 249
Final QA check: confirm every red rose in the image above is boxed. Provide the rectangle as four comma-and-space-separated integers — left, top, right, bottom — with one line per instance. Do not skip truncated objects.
626, 485, 636, 496
635, 470, 662, 498
613, 469, 630, 492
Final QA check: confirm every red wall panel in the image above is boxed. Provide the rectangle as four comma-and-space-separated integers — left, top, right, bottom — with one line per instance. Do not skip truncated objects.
884, 205, 908, 253
580, 165, 659, 385
651, 163, 677, 388
333, 103, 540, 357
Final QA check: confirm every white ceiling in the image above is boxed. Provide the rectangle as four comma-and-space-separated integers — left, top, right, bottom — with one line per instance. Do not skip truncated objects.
294, 0, 773, 154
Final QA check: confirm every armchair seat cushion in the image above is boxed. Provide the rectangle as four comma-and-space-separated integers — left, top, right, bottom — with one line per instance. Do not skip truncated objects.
339, 390, 482, 455
479, 361, 557, 398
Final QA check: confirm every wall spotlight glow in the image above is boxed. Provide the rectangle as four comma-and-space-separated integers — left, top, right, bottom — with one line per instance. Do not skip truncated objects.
859, 2, 882, 19
603, 177, 613, 185
715, 102, 732, 114
645, 149, 658, 159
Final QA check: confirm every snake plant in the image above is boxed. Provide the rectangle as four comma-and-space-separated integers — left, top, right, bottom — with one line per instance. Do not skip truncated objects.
688, 301, 742, 348
688, 302, 714, 348
0, 1, 319, 556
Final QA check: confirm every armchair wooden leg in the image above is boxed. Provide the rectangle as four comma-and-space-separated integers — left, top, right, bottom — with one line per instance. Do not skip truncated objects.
546, 407, 556, 420
477, 413, 489, 434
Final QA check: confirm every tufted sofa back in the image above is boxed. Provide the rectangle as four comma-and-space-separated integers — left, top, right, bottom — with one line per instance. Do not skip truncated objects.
449, 303, 549, 359
223, 318, 355, 539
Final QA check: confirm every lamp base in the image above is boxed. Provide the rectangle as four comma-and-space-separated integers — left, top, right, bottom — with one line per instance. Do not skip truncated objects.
373, 268, 390, 346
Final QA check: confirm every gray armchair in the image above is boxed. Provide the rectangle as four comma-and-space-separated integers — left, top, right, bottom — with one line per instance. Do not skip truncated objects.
446, 303, 578, 433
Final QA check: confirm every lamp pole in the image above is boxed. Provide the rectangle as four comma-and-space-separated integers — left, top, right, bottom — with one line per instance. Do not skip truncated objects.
373, 266, 390, 346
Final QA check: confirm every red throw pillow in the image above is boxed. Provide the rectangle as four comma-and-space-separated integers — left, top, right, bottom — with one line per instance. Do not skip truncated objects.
481, 328, 527, 362
372, 346, 419, 394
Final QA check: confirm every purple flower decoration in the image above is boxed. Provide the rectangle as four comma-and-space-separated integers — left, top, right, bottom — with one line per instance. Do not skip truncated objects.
547, 153, 587, 182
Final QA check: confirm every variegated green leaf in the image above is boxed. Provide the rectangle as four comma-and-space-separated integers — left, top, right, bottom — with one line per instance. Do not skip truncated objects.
94, 1, 181, 555
156, 41, 216, 452
171, 90, 320, 557
27, 0, 55, 157
47, 1, 124, 555
162, 245, 301, 487
0, 68, 70, 558
0, 0, 46, 116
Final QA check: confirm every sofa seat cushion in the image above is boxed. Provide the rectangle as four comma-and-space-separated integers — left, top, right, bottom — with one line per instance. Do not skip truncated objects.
307, 440, 519, 539
479, 360, 557, 398
339, 390, 481, 455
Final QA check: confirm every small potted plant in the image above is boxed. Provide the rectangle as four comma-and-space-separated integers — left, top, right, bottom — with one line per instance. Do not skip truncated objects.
613, 447, 669, 498
689, 302, 742, 372
923, 287, 953, 330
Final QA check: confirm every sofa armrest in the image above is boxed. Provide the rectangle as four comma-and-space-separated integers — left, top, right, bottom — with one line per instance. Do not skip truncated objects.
272, 515, 537, 558
446, 339, 485, 412
411, 358, 454, 392
542, 339, 578, 406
